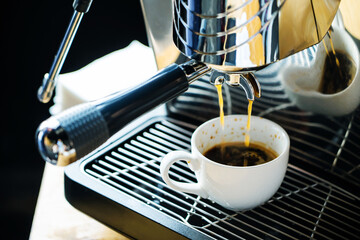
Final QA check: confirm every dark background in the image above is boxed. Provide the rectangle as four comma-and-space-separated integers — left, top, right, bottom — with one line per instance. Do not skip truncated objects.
1, 1, 147, 239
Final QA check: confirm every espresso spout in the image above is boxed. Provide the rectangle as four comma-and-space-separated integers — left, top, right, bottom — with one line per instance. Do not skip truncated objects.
210, 71, 261, 101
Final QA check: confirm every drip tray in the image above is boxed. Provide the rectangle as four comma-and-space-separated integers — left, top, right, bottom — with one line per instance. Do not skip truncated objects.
64, 114, 360, 239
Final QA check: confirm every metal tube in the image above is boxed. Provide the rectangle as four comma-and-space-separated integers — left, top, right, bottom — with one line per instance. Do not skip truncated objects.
37, 10, 84, 103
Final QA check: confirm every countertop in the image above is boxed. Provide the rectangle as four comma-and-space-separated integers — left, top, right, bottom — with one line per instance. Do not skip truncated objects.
29, 163, 130, 240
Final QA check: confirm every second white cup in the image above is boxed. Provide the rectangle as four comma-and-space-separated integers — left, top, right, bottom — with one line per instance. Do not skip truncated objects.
280, 26, 360, 116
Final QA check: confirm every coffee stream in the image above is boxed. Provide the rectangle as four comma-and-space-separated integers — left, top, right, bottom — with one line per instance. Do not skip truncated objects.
320, 33, 356, 94
215, 84, 253, 146
322, 31, 341, 74
215, 84, 225, 128
215, 84, 226, 163
245, 100, 253, 147
215, 84, 261, 166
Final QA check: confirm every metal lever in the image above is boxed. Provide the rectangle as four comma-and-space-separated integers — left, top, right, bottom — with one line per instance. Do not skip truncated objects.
37, 0, 93, 103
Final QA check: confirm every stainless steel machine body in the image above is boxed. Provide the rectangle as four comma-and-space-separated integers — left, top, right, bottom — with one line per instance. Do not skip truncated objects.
146, 0, 339, 71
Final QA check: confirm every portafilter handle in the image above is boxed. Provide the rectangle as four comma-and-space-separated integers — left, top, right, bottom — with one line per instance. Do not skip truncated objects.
36, 60, 210, 166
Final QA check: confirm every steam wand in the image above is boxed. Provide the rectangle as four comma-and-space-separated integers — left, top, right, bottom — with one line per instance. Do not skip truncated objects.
37, 0, 93, 103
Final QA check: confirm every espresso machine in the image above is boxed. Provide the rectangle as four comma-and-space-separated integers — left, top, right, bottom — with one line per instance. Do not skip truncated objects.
36, 0, 360, 239
37, 0, 340, 165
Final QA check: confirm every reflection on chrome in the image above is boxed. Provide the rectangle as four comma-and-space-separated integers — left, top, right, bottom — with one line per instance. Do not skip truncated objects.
173, 0, 340, 71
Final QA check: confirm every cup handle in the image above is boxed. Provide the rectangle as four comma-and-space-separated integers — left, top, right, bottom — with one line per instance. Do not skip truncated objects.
160, 151, 208, 198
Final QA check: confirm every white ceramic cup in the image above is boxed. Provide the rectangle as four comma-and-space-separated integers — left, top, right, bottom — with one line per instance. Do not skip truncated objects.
160, 115, 290, 211
280, 26, 360, 116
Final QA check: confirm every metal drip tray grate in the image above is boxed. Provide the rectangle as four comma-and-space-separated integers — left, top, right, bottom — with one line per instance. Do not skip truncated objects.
66, 117, 360, 239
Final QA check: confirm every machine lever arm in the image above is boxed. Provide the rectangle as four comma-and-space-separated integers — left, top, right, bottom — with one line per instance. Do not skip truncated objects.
36, 61, 210, 166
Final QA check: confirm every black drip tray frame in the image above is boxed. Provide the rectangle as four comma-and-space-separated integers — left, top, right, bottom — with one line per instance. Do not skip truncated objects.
65, 113, 360, 240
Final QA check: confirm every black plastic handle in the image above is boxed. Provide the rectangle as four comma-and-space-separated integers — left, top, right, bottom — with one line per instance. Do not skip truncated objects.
96, 64, 189, 135
36, 64, 189, 165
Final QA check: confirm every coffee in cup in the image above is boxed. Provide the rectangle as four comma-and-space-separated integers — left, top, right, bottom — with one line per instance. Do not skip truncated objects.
203, 141, 278, 167
319, 49, 356, 94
